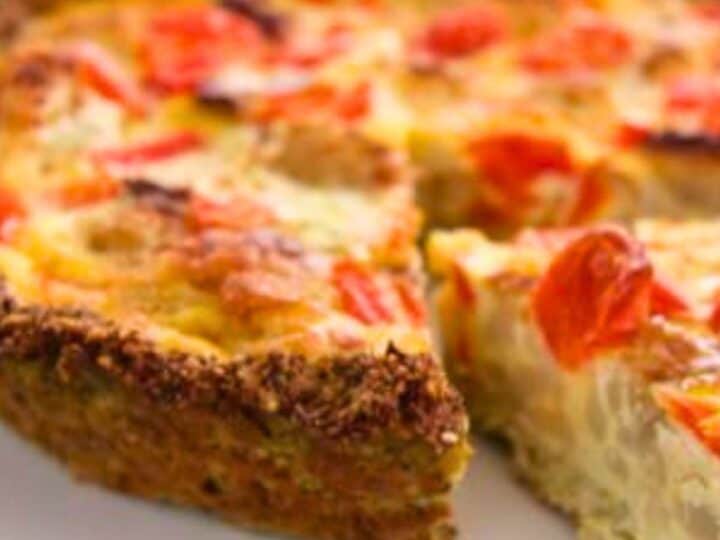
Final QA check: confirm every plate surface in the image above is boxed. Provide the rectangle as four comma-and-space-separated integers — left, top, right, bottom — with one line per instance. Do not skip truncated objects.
0, 425, 572, 539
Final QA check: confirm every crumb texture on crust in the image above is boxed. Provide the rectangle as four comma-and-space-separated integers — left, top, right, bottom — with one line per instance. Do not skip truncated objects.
0, 287, 466, 450
0, 284, 469, 540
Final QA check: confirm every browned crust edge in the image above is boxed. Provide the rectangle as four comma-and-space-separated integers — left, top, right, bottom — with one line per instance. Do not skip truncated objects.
0, 287, 467, 452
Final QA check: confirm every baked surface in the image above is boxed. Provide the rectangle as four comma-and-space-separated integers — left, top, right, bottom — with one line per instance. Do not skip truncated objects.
398, 0, 720, 235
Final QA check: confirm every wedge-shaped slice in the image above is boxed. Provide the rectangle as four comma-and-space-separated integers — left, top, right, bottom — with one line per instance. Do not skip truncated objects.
0, 4, 470, 539
430, 221, 720, 540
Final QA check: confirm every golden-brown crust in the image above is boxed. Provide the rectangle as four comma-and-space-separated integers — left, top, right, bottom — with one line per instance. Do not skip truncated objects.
0, 281, 468, 539
0, 285, 466, 452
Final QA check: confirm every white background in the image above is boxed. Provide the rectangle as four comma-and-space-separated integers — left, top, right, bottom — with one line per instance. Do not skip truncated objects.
0, 427, 573, 539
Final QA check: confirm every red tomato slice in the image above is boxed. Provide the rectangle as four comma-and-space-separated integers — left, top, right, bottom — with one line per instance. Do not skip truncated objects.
141, 7, 264, 92
452, 263, 476, 307
694, 4, 720, 22
253, 82, 371, 123
92, 132, 205, 165
709, 297, 720, 333
0, 188, 26, 242
532, 226, 653, 370
665, 76, 720, 136
469, 132, 574, 205
332, 260, 394, 325
335, 82, 372, 122
650, 278, 689, 317
420, 5, 506, 58
614, 122, 650, 149
393, 275, 427, 326
666, 76, 715, 110
522, 16, 632, 75
50, 176, 121, 208
67, 42, 148, 115
567, 168, 608, 225
621, 78, 720, 145
657, 388, 720, 454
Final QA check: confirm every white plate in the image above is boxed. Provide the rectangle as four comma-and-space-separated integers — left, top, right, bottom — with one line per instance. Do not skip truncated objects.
0, 425, 572, 539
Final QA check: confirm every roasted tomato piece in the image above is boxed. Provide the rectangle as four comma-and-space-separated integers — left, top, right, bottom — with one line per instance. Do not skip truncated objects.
92, 132, 205, 165
620, 78, 720, 146
332, 259, 394, 325
272, 23, 353, 68
50, 176, 121, 208
67, 41, 148, 115
695, 3, 720, 22
175, 227, 308, 316
176, 228, 301, 285
392, 275, 427, 326
469, 133, 573, 197
664, 76, 720, 135
521, 16, 632, 75
657, 388, 720, 454
650, 277, 689, 317
252, 82, 371, 123
221, 269, 305, 314
532, 226, 653, 370
469, 132, 574, 207
709, 296, 720, 333
665, 76, 715, 110
141, 6, 264, 92
452, 263, 477, 308
419, 5, 506, 59
567, 168, 608, 225
614, 122, 650, 149
186, 194, 276, 232
468, 132, 602, 226
0, 188, 26, 242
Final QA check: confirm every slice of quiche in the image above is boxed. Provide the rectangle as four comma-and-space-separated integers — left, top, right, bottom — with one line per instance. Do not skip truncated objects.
430, 221, 720, 540
0, 2, 470, 539
405, 1, 720, 236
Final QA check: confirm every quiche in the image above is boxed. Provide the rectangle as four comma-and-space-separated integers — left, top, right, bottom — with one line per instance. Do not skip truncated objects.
430, 222, 720, 540
0, 2, 471, 539
9, 0, 720, 539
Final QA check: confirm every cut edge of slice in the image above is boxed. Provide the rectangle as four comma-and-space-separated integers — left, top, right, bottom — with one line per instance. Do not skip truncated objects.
428, 225, 720, 540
